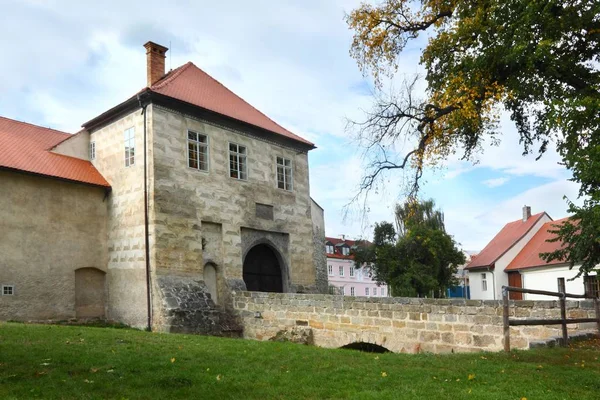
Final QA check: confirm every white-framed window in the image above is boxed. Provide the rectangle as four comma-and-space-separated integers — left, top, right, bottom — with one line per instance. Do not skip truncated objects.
365, 287, 370, 296
187, 130, 209, 171
373, 287, 377, 296
350, 287, 355, 296
89, 141, 95, 160
124, 127, 135, 167
349, 267, 355, 277
328, 265, 333, 276
229, 143, 247, 180
276, 156, 293, 191
481, 273, 488, 292
342, 247, 350, 256
381, 288, 386, 297
339, 266, 344, 276
2, 285, 14, 296
326, 244, 334, 254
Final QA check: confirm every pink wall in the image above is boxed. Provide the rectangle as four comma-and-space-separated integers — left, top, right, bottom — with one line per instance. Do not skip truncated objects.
327, 257, 389, 297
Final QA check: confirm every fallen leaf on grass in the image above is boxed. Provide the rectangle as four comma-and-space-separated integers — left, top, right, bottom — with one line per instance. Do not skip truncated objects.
170, 358, 176, 363
90, 368, 98, 373
216, 374, 222, 381
468, 374, 475, 381
381, 372, 387, 377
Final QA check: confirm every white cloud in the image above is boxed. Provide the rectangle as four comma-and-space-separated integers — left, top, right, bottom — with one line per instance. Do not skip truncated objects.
482, 177, 510, 188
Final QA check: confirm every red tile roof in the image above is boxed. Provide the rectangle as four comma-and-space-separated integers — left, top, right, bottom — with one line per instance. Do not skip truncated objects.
0, 116, 110, 187
465, 212, 547, 270
505, 218, 571, 271
149, 62, 314, 147
325, 237, 370, 260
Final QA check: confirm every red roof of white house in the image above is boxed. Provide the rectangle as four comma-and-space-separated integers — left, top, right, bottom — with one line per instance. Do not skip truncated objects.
148, 62, 314, 147
505, 217, 571, 271
0, 116, 110, 187
465, 212, 547, 270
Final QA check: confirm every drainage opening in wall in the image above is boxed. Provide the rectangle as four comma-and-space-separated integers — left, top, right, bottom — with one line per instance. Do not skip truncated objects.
340, 342, 390, 353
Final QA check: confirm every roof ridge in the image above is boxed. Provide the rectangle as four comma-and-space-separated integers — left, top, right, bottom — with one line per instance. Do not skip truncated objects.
159, 62, 304, 141
151, 61, 193, 90
0, 116, 70, 136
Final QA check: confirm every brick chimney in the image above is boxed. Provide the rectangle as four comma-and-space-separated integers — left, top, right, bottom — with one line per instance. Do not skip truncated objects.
522, 205, 531, 222
144, 41, 168, 87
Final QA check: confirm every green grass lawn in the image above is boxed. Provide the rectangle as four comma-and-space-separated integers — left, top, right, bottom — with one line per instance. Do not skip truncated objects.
1, 323, 599, 399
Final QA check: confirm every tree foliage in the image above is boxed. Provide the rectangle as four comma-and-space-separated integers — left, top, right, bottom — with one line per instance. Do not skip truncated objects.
354, 200, 465, 297
346, 0, 600, 274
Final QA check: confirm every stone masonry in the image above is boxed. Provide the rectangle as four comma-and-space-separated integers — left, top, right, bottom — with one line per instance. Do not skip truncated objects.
233, 292, 597, 353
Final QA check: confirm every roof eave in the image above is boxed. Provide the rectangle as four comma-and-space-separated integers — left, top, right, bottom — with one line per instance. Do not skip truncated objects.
0, 165, 111, 190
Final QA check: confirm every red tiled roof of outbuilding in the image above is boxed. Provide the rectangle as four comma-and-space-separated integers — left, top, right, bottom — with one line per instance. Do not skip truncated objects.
465, 212, 547, 270
505, 217, 572, 271
149, 62, 314, 147
0, 116, 110, 187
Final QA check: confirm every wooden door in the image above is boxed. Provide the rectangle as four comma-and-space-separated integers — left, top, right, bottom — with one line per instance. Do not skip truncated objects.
508, 272, 523, 300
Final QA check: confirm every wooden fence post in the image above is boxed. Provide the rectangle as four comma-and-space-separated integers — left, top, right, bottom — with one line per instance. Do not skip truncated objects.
558, 278, 568, 347
503, 286, 510, 352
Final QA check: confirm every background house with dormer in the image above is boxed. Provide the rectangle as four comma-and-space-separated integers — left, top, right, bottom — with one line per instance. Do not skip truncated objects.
0, 41, 327, 333
325, 236, 388, 297
465, 206, 597, 301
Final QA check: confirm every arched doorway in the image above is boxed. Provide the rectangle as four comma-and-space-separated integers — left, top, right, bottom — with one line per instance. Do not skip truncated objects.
243, 244, 283, 292
75, 268, 106, 319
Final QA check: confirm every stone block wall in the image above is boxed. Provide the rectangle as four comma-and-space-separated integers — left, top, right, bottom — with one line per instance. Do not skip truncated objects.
233, 292, 597, 353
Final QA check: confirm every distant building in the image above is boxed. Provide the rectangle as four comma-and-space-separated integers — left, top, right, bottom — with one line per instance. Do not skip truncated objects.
465, 206, 597, 300
325, 236, 389, 297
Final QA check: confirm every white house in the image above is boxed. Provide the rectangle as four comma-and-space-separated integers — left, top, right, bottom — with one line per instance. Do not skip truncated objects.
466, 206, 596, 301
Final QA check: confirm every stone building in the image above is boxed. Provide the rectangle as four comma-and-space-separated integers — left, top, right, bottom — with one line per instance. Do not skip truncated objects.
0, 41, 327, 333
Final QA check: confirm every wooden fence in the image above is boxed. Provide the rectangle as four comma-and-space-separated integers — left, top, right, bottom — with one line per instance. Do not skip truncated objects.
502, 278, 600, 352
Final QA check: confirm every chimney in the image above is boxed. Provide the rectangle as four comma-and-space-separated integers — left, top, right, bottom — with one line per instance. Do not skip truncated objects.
144, 41, 169, 87
522, 205, 531, 222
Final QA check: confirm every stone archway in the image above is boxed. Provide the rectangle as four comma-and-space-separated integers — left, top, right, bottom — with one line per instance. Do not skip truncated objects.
243, 244, 283, 292
75, 268, 106, 319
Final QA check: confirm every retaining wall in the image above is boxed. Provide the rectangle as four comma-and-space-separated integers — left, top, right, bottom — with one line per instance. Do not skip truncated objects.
233, 292, 597, 353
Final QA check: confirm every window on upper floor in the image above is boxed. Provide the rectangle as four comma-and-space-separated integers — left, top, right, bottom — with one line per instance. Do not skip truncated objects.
339, 266, 344, 276
328, 265, 333, 276
481, 273, 488, 291
2, 285, 14, 295
342, 246, 350, 256
325, 244, 334, 254
188, 131, 209, 171
229, 143, 247, 180
124, 127, 135, 167
276, 156, 293, 191
89, 141, 95, 161
365, 287, 370, 296
349, 267, 355, 277
350, 287, 355, 296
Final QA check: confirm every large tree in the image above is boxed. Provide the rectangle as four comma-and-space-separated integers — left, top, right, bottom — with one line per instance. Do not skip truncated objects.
354, 200, 465, 297
346, 0, 600, 276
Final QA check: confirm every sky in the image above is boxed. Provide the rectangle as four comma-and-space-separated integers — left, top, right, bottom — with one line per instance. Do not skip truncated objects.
1, 0, 581, 251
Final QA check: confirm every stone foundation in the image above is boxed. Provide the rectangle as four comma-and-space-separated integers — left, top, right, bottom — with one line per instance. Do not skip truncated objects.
233, 292, 598, 353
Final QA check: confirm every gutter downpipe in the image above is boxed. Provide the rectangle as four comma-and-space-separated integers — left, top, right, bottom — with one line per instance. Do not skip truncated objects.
490, 265, 496, 300
138, 92, 152, 331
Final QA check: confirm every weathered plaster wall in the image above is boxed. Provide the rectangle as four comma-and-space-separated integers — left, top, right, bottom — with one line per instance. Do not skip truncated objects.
0, 170, 107, 321
51, 131, 90, 160
233, 292, 596, 353
89, 107, 149, 328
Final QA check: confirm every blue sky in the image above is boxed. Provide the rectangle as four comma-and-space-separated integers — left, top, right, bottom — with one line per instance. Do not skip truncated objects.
1, 0, 580, 250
